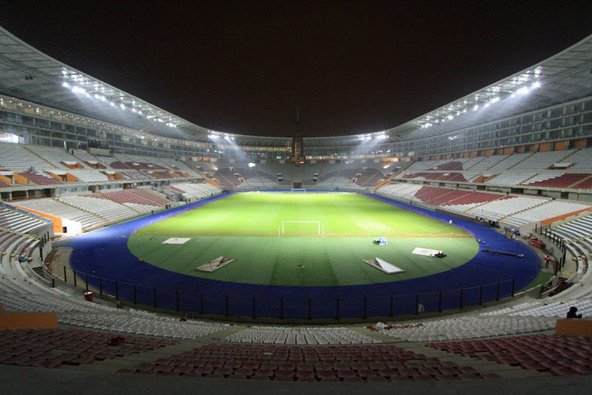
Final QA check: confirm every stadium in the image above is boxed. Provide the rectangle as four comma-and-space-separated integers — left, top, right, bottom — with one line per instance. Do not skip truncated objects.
1, 6, 592, 394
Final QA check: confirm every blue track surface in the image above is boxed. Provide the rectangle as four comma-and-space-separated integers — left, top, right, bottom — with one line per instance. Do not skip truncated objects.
62, 192, 540, 319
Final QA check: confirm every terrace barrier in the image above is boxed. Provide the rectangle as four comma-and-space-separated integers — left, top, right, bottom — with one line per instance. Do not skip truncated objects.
62, 268, 519, 321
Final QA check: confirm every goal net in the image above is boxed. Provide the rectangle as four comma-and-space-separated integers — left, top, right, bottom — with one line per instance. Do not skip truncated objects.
280, 220, 323, 237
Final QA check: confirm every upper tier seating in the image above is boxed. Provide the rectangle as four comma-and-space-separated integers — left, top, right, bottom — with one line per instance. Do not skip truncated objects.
428, 161, 464, 171
561, 147, 592, 170
25, 145, 82, 169
19, 170, 61, 185
72, 149, 107, 167
67, 169, 110, 182
488, 153, 532, 172
486, 172, 537, 185
511, 150, 574, 170
0, 142, 55, 171
462, 156, 487, 170
120, 170, 151, 180
466, 155, 508, 171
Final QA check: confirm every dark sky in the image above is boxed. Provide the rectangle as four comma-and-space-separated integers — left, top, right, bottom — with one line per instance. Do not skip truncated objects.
1, 1, 592, 138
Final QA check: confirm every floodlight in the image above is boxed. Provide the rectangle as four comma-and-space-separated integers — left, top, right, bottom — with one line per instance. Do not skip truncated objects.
248, 162, 256, 168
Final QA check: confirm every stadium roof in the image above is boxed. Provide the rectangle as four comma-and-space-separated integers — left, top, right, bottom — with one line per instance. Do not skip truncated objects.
1, 24, 591, 148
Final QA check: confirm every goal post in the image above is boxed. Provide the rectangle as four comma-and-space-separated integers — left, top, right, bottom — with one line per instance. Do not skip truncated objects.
280, 220, 323, 237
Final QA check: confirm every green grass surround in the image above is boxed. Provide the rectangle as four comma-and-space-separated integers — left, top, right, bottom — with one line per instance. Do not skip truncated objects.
128, 192, 479, 286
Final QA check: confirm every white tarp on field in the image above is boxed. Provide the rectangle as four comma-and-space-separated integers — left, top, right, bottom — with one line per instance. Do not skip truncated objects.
412, 247, 440, 257
363, 258, 404, 274
162, 238, 190, 245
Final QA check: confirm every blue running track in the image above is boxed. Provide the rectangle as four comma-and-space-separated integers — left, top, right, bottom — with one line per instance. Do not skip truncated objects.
61, 192, 540, 320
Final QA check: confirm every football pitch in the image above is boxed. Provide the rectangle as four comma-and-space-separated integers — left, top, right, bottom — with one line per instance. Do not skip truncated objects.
127, 192, 479, 286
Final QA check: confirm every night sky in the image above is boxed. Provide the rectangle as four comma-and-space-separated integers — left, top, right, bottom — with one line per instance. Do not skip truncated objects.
1, 1, 592, 138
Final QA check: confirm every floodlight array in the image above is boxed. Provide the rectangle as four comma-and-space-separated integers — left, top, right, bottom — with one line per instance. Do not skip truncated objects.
61, 68, 178, 128
419, 67, 543, 129
357, 132, 388, 141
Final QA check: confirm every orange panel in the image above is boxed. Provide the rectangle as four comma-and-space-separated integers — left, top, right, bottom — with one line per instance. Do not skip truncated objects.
541, 207, 592, 225
556, 319, 592, 337
0, 312, 58, 330
14, 205, 62, 234
539, 143, 550, 152
0, 174, 11, 184
46, 172, 63, 182
65, 173, 78, 182
554, 140, 568, 151
13, 173, 29, 185
574, 138, 587, 149
205, 178, 220, 187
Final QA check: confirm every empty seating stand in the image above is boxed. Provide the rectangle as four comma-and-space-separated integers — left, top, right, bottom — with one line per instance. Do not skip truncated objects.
428, 334, 592, 376
525, 173, 591, 188
224, 326, 379, 345
0, 328, 176, 368
129, 343, 491, 381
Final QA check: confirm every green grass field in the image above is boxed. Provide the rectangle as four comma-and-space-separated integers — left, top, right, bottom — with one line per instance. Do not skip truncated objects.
128, 192, 479, 286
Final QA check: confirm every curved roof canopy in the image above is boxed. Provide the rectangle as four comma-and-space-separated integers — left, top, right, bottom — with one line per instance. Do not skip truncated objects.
0, 25, 591, 149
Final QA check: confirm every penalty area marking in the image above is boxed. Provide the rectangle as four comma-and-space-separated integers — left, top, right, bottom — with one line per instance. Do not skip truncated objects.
162, 238, 191, 245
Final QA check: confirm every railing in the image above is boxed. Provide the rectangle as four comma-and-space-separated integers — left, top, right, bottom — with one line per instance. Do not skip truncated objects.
61, 268, 519, 321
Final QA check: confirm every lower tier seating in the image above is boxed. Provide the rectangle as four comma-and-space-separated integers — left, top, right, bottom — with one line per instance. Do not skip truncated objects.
223, 326, 379, 345
0, 328, 176, 368
428, 334, 592, 376
129, 343, 493, 381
